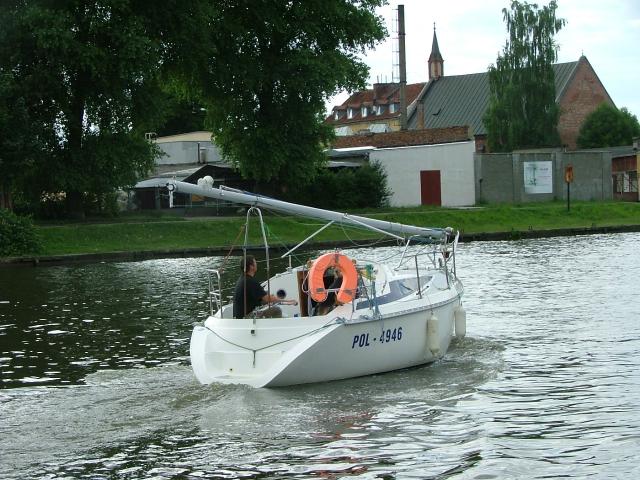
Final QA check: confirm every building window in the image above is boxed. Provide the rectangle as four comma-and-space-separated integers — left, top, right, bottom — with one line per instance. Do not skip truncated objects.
347, 107, 354, 119
334, 110, 341, 120
632, 171, 639, 192
389, 103, 397, 113
614, 171, 638, 193
614, 173, 622, 193
361, 106, 368, 117
334, 126, 353, 136
374, 105, 384, 115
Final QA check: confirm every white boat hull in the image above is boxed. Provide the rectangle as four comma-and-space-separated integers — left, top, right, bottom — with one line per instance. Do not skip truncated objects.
190, 275, 463, 387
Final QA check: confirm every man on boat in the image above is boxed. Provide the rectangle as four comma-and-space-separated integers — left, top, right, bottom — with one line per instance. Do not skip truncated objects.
233, 255, 297, 318
316, 268, 343, 315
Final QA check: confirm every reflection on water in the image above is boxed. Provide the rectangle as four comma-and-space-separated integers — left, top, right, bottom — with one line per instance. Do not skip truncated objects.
0, 258, 219, 388
1, 233, 640, 479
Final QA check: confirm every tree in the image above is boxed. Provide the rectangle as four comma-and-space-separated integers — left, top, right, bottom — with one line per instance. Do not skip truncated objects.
484, 1, 565, 152
1, 0, 386, 215
0, 1, 209, 216
186, 0, 386, 191
0, 71, 34, 210
285, 162, 391, 209
577, 104, 640, 149
155, 96, 206, 138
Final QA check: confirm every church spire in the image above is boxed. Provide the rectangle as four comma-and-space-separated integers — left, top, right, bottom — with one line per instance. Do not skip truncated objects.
428, 23, 444, 80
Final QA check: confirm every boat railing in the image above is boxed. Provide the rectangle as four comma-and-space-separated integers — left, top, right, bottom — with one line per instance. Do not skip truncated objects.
396, 230, 458, 269
207, 269, 223, 315
244, 207, 271, 301
441, 230, 459, 281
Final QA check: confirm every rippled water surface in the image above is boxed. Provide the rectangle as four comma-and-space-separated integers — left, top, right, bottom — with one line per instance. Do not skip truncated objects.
1, 233, 639, 479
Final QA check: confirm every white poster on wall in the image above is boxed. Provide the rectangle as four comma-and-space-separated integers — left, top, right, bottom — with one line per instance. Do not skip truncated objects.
523, 161, 553, 194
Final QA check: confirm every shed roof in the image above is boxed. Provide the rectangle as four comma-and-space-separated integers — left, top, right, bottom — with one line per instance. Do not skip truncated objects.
134, 167, 204, 188
602, 145, 637, 159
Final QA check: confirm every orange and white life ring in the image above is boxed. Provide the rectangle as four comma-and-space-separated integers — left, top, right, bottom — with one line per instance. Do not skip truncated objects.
308, 252, 358, 304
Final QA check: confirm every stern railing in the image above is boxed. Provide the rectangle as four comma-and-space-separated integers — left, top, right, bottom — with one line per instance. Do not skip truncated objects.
208, 269, 222, 316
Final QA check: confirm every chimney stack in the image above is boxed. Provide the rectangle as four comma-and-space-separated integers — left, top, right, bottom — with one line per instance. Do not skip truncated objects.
398, 5, 407, 130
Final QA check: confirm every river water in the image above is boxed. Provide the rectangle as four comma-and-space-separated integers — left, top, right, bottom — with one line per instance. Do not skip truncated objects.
1, 233, 639, 479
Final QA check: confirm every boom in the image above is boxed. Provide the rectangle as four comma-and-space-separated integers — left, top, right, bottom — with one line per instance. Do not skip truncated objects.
167, 180, 447, 241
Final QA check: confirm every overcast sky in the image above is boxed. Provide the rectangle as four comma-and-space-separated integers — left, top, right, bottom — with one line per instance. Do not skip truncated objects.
327, 0, 640, 118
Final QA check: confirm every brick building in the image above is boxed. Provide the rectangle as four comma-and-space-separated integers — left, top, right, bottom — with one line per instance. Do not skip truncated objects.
326, 82, 426, 136
328, 28, 614, 152
556, 58, 616, 149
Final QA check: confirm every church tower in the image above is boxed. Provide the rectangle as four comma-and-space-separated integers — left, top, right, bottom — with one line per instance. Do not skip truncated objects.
428, 24, 444, 80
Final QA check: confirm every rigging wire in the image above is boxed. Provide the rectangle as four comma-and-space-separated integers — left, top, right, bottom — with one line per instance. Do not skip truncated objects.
203, 316, 340, 354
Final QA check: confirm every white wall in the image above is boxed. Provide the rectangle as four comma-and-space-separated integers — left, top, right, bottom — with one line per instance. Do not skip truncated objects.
156, 140, 223, 166
371, 141, 476, 207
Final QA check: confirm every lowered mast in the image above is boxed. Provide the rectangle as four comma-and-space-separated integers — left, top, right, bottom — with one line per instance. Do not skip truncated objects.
167, 180, 446, 241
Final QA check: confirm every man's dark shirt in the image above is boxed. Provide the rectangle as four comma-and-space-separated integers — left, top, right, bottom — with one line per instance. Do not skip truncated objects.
233, 275, 266, 318
318, 275, 343, 311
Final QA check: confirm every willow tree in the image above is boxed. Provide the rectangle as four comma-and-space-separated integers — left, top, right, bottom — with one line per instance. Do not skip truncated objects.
484, 1, 566, 152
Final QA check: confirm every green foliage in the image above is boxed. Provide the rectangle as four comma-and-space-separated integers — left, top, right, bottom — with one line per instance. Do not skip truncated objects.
0, 71, 39, 202
577, 104, 640, 148
0, 208, 42, 256
285, 162, 391, 209
0, 0, 190, 216
192, 0, 387, 190
155, 96, 207, 137
1, 0, 387, 215
484, 0, 565, 152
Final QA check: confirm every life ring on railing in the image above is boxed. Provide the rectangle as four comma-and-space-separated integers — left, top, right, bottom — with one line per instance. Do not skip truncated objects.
308, 253, 358, 304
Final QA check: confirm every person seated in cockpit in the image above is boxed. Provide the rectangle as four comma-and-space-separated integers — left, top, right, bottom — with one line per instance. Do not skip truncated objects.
316, 268, 343, 316
233, 255, 297, 318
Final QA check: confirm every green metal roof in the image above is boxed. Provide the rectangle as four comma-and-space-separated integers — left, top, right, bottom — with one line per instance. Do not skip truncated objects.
408, 61, 579, 135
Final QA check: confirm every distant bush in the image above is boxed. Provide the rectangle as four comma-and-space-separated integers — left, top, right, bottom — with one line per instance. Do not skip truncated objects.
0, 208, 42, 256
84, 191, 121, 218
577, 104, 640, 148
14, 190, 122, 220
287, 162, 391, 209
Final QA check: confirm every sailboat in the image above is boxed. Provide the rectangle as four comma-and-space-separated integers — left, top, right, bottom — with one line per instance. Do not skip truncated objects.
167, 177, 466, 388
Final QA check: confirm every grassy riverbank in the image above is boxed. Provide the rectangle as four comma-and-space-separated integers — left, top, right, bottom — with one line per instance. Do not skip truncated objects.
29, 201, 640, 256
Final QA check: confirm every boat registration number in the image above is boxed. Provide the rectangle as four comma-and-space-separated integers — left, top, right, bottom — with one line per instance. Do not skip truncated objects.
352, 327, 403, 349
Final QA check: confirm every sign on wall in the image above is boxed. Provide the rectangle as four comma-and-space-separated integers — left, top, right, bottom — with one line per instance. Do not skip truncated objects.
523, 161, 553, 194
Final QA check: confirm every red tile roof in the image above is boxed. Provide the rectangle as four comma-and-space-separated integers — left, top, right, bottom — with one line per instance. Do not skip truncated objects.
331, 126, 471, 149
326, 82, 426, 125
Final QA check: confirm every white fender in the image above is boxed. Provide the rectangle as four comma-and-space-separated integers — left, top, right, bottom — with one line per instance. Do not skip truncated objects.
427, 313, 440, 356
454, 305, 467, 338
